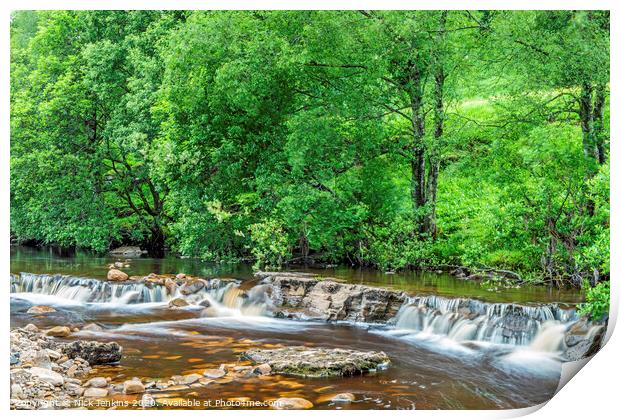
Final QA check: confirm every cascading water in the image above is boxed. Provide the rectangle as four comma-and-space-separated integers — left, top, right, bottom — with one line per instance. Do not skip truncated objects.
11, 272, 596, 355
10, 272, 232, 306
10, 272, 271, 317
392, 295, 580, 349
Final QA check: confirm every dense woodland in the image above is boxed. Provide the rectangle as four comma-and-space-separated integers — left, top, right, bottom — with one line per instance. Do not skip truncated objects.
10, 11, 610, 314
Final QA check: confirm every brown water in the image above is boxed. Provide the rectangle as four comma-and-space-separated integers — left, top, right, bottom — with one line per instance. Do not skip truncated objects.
10, 246, 581, 410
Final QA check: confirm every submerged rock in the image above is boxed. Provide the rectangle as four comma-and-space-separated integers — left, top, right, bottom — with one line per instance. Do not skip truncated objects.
243, 346, 390, 377
46, 326, 71, 337
60, 340, 122, 365
272, 397, 314, 410
27, 305, 57, 314
331, 393, 356, 402
107, 268, 129, 281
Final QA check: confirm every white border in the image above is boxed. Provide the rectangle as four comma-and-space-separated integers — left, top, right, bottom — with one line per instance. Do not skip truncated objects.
2, 1, 617, 419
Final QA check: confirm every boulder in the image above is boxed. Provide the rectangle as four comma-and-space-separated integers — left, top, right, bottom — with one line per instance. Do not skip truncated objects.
107, 269, 128, 282
123, 379, 145, 394
272, 397, 313, 410
268, 275, 406, 322
243, 346, 390, 377
27, 305, 57, 314
46, 326, 71, 337
60, 340, 122, 365
176, 273, 186, 279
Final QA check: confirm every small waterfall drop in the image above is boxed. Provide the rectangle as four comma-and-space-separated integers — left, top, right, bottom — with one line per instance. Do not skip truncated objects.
392, 295, 579, 347
528, 321, 567, 353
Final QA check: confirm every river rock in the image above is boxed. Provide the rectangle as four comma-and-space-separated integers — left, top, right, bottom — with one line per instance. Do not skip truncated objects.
168, 297, 189, 308
179, 279, 205, 295
123, 378, 145, 394
203, 368, 226, 379
165, 278, 178, 294
107, 269, 129, 281
27, 305, 57, 314
243, 346, 391, 377
82, 323, 104, 332
331, 393, 356, 402
29, 367, 64, 386
268, 274, 406, 322
174, 373, 202, 385
253, 363, 272, 375
84, 387, 109, 397
562, 324, 606, 361
46, 326, 71, 337
176, 273, 186, 279
23, 323, 39, 332
60, 340, 122, 365
85, 377, 108, 388
272, 397, 314, 410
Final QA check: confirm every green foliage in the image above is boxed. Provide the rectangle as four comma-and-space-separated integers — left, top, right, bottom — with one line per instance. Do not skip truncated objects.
578, 281, 611, 321
10, 10, 609, 287
249, 219, 291, 269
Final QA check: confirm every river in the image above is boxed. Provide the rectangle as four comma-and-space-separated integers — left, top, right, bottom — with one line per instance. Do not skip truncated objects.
10, 246, 588, 410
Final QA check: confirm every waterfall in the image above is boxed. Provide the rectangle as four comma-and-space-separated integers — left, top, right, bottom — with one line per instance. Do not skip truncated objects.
11, 272, 271, 318
199, 285, 270, 317
392, 295, 579, 347
528, 321, 567, 352
10, 272, 228, 305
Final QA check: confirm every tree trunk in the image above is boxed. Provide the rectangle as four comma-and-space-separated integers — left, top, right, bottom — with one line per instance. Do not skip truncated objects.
579, 81, 599, 164
424, 11, 447, 240
409, 62, 426, 229
147, 223, 165, 258
593, 83, 607, 165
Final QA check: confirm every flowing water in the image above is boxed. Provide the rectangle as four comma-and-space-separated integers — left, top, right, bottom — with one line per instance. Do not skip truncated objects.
10, 246, 589, 410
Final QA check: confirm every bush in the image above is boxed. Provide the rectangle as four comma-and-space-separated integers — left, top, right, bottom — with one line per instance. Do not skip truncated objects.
249, 219, 291, 269
578, 281, 611, 321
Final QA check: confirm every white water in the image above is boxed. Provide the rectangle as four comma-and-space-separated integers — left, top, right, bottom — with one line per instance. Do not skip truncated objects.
10, 272, 585, 355
10, 272, 270, 317
392, 295, 578, 349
